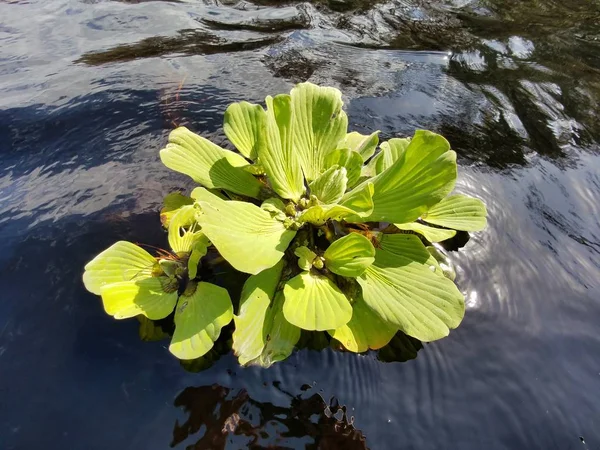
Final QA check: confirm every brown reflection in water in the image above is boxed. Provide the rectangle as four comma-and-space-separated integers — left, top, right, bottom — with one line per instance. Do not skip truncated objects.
171, 383, 368, 449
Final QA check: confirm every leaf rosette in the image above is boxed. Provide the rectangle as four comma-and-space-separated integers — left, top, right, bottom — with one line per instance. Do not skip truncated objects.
83, 82, 487, 367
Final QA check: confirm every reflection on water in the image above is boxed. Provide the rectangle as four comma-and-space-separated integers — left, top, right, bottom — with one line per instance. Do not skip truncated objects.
171, 383, 367, 449
1, 0, 600, 449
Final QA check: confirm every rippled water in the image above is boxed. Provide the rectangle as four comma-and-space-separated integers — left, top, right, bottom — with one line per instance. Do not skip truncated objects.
1, 0, 599, 449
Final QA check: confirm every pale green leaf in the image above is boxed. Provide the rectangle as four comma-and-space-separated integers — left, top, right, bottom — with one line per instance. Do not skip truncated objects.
323, 233, 375, 278
339, 181, 375, 218
291, 82, 348, 181
250, 292, 301, 367
340, 131, 379, 161
262, 95, 305, 200
365, 130, 457, 223
394, 222, 457, 243
233, 261, 284, 365
99, 277, 178, 320
427, 245, 456, 281
297, 203, 357, 226
160, 127, 262, 198
324, 148, 363, 187
328, 296, 397, 352
283, 271, 352, 331
423, 194, 487, 231
378, 138, 411, 173
160, 192, 194, 228
188, 237, 209, 280
223, 101, 267, 160
294, 246, 318, 271
194, 188, 296, 274
357, 234, 465, 342
308, 166, 348, 204
83, 241, 157, 295
170, 282, 233, 360
362, 151, 381, 178
168, 205, 205, 254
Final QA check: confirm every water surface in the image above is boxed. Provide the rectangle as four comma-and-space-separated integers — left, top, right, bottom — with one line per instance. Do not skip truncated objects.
1, 0, 599, 449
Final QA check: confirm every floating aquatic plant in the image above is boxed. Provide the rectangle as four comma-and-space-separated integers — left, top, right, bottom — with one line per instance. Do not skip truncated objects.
83, 82, 486, 366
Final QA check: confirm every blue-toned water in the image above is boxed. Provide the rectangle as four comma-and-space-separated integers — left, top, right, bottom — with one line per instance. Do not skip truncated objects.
1, 0, 599, 448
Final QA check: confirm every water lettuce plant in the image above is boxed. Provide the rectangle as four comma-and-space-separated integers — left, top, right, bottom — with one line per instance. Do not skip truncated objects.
83, 82, 486, 367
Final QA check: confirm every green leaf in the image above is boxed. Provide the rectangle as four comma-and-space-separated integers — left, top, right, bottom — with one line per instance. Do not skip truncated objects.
324, 148, 363, 187
194, 188, 296, 274
291, 82, 348, 181
160, 127, 263, 198
339, 181, 375, 218
232, 261, 284, 365
294, 246, 318, 271
357, 234, 465, 342
394, 222, 457, 243
99, 277, 178, 320
422, 194, 487, 231
83, 241, 157, 295
426, 245, 456, 281
328, 296, 397, 352
261, 94, 305, 201
297, 203, 358, 226
223, 101, 267, 160
365, 130, 457, 223
160, 192, 194, 228
323, 233, 375, 277
308, 165, 347, 204
283, 271, 352, 331
167, 205, 205, 254
188, 238, 209, 280
250, 292, 301, 367
340, 131, 379, 161
170, 282, 233, 360
378, 138, 410, 173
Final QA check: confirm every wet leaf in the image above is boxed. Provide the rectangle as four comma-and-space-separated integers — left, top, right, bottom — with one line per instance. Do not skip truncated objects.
394, 221, 457, 243
308, 165, 348, 204
161, 192, 194, 228
324, 148, 363, 187
168, 205, 206, 254
339, 130, 379, 161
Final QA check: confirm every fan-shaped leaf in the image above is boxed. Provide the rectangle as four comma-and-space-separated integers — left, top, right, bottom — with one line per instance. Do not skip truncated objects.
364, 130, 457, 223
99, 277, 178, 320
324, 233, 375, 277
83, 241, 157, 295
170, 282, 233, 360
328, 296, 397, 352
188, 238, 209, 280
160, 192, 194, 228
357, 234, 465, 342
297, 203, 356, 226
223, 101, 266, 160
394, 222, 457, 243
283, 271, 352, 331
291, 82, 348, 181
423, 194, 487, 231
308, 166, 347, 204
339, 181, 375, 218
261, 94, 305, 200
232, 261, 284, 365
294, 246, 318, 271
160, 127, 262, 198
194, 188, 296, 274
378, 138, 411, 173
340, 131, 379, 161
324, 148, 363, 187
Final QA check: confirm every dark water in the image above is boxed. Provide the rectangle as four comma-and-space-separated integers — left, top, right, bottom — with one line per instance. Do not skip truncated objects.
1, 0, 600, 448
